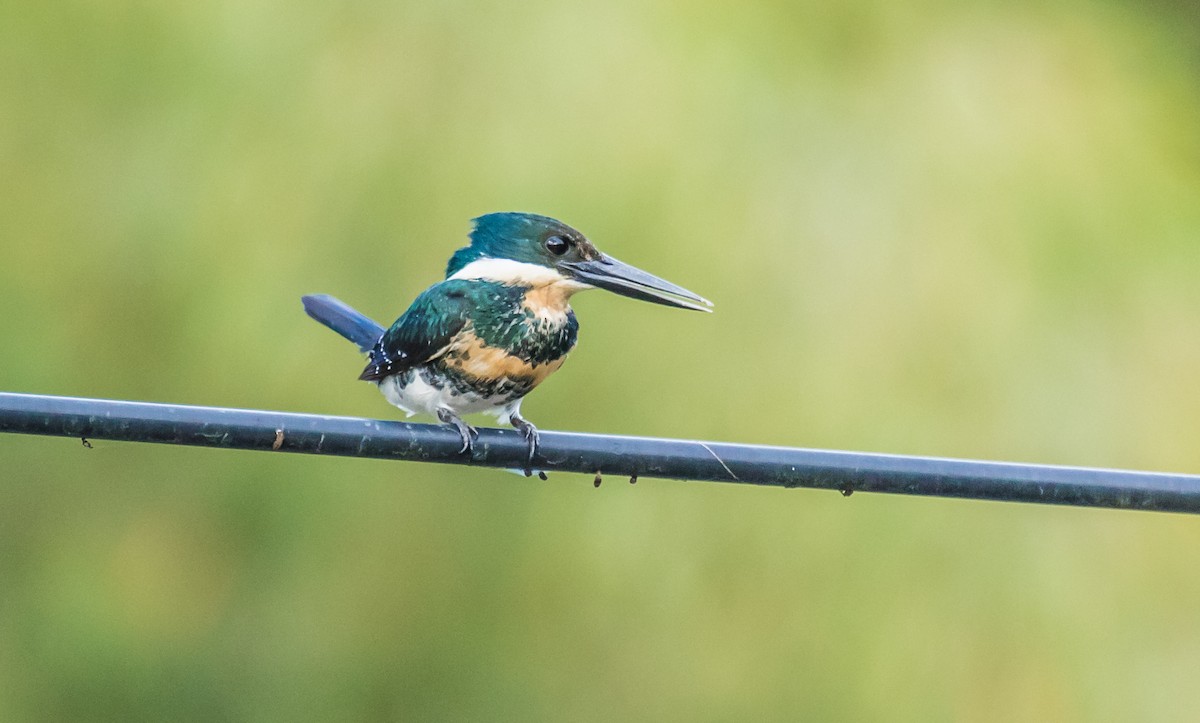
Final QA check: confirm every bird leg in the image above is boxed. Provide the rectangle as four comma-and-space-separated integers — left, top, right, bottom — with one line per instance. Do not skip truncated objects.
437, 407, 478, 455
509, 412, 540, 477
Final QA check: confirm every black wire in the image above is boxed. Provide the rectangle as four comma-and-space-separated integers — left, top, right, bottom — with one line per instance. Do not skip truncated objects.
2, 392, 1198, 514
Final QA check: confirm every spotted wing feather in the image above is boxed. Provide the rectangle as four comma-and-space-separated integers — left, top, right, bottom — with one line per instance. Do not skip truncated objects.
359, 282, 473, 382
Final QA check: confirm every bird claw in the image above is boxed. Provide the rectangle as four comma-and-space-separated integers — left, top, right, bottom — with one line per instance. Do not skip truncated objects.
510, 414, 540, 477
459, 424, 481, 455
438, 408, 478, 456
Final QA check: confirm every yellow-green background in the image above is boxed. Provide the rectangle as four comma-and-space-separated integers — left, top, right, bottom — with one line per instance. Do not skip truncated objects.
3, 0, 1200, 720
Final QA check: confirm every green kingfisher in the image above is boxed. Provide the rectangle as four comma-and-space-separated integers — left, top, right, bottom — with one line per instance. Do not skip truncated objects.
302, 212, 711, 475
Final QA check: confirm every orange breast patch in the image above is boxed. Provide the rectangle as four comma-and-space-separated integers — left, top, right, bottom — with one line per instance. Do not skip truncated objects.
445, 331, 566, 387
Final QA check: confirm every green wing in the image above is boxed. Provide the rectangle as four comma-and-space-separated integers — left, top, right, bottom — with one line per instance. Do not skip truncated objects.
358, 281, 474, 382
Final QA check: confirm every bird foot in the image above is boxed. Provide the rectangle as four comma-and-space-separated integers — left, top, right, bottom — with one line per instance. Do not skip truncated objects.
509, 413, 540, 477
437, 408, 478, 455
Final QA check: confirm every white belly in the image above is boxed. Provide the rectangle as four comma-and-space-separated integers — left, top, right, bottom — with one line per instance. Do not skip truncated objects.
377, 373, 516, 420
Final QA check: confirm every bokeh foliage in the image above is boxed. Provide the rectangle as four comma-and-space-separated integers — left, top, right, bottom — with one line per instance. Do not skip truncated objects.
2, 0, 1200, 720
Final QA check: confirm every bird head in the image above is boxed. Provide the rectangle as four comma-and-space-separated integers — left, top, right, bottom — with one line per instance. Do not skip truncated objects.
445, 212, 712, 312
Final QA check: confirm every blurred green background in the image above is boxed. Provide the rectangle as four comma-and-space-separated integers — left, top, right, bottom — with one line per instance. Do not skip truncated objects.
3, 0, 1200, 719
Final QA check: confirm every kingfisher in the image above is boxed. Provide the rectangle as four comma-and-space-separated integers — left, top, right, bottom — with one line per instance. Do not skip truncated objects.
302, 212, 711, 475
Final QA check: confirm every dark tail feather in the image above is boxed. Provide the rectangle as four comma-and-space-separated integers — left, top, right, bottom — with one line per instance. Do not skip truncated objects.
301, 294, 385, 353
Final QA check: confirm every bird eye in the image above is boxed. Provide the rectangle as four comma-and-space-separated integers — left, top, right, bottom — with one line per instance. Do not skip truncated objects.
545, 235, 570, 256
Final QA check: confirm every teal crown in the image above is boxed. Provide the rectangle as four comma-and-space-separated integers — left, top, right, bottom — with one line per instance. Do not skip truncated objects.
445, 212, 584, 277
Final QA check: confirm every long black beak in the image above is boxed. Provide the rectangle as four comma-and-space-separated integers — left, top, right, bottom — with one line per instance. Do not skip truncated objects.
561, 254, 713, 312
